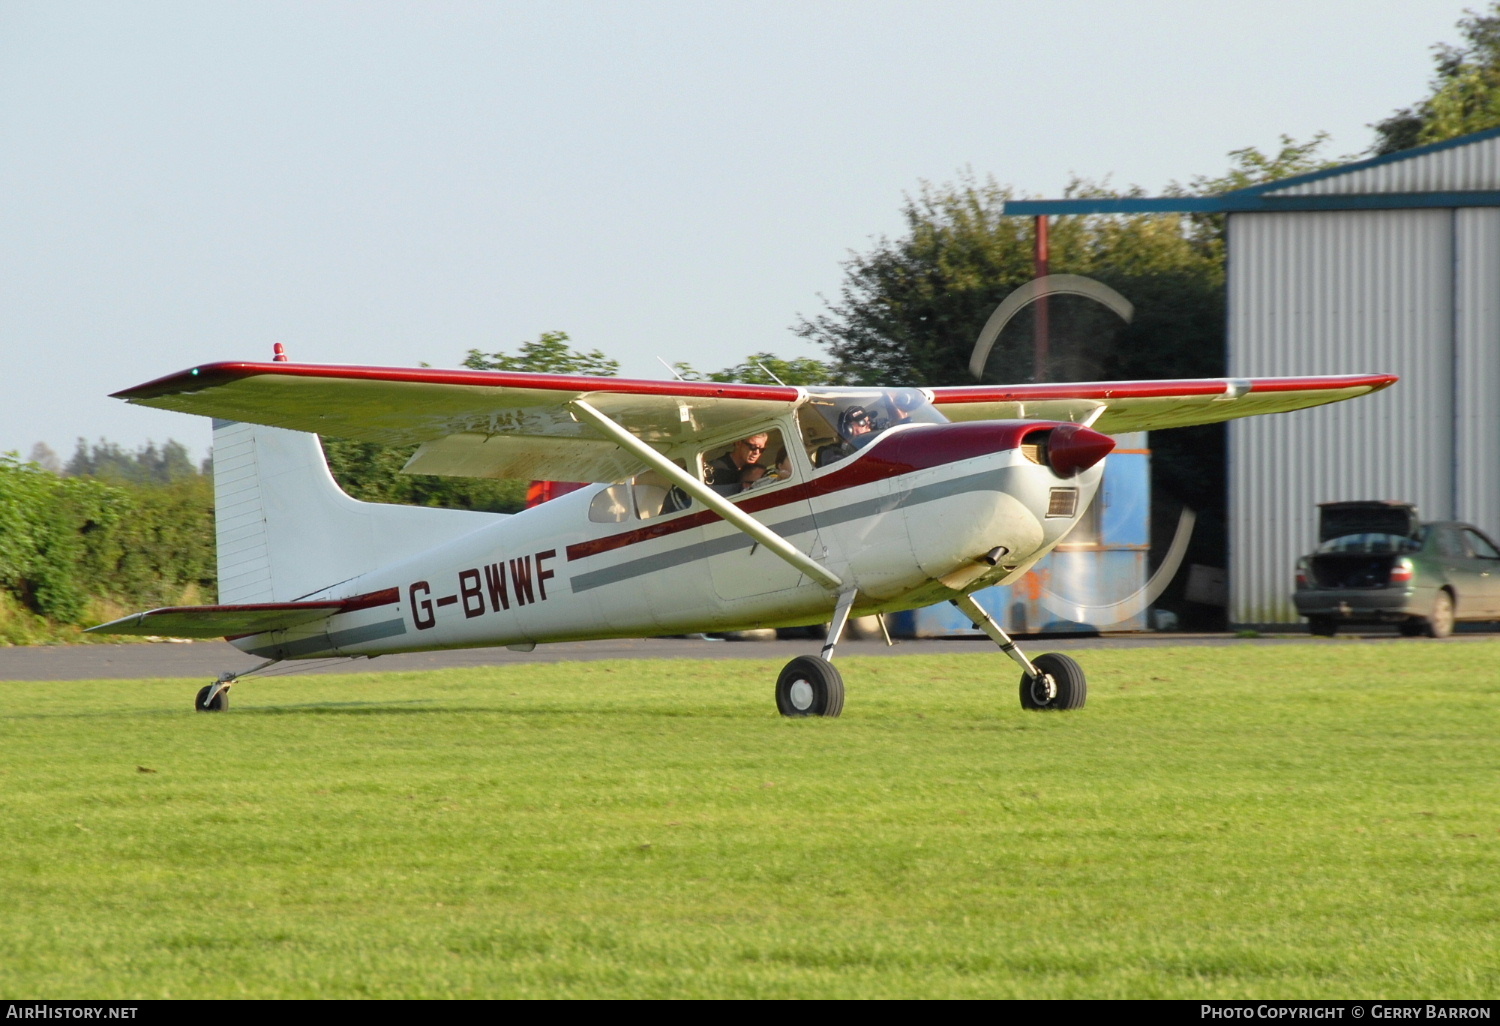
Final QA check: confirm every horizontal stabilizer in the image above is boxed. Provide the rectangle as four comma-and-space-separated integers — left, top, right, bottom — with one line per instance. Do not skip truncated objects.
87, 589, 398, 638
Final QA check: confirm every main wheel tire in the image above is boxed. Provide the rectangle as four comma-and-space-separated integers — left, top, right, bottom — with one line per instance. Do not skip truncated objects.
194, 685, 228, 712
776, 656, 844, 718
1424, 591, 1455, 639
1019, 652, 1086, 711
1308, 617, 1337, 637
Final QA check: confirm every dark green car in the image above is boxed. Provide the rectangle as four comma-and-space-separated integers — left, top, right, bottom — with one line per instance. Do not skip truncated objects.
1293, 501, 1500, 637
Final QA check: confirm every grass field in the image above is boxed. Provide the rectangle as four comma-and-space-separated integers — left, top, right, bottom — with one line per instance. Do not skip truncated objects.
1, 642, 1496, 999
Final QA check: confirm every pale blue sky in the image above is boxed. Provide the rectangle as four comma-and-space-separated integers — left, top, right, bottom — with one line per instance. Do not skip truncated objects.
0, 0, 1466, 462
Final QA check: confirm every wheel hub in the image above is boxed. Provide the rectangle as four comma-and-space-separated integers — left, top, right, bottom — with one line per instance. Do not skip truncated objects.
1027, 672, 1057, 706
788, 679, 815, 711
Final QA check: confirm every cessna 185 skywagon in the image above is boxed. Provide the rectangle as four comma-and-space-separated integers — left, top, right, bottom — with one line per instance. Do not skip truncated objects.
91, 354, 1395, 716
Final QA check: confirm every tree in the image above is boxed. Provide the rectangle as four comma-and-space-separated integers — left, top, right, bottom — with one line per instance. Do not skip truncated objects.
324, 330, 615, 510
794, 172, 1231, 388
1372, 3, 1500, 154
64, 437, 200, 485
27, 443, 61, 475
319, 437, 526, 513
673, 352, 836, 386
1170, 134, 1344, 260
463, 330, 619, 376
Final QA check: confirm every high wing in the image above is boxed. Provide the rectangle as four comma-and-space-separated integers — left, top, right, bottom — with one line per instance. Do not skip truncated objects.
115, 362, 801, 483
930, 374, 1397, 433
116, 362, 1398, 483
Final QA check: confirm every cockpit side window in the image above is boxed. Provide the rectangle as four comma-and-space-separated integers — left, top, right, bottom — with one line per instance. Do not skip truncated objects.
700, 429, 790, 497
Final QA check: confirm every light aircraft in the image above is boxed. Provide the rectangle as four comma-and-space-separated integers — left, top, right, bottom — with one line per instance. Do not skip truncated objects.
91, 352, 1395, 715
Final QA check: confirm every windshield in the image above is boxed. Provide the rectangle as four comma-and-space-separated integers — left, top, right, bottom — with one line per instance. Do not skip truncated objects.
1315, 532, 1421, 555
797, 388, 946, 469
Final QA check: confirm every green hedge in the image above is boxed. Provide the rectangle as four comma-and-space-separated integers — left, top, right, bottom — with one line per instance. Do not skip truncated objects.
0, 454, 215, 642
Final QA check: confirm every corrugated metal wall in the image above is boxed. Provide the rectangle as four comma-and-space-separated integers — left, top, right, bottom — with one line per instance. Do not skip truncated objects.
1455, 208, 1500, 532
1270, 134, 1500, 195
1227, 209, 1472, 624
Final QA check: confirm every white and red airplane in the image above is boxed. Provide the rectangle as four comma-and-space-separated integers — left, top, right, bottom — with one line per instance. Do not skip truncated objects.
91, 356, 1395, 715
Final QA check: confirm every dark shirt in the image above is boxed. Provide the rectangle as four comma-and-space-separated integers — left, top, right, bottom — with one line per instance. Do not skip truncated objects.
706, 454, 747, 495
814, 441, 853, 468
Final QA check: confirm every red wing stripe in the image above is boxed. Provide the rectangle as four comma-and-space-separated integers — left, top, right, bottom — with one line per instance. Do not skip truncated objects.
114, 361, 801, 404
930, 374, 1397, 404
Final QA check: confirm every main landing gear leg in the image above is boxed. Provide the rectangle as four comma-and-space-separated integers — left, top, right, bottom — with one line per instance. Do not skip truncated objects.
776, 590, 856, 718
951, 595, 1087, 711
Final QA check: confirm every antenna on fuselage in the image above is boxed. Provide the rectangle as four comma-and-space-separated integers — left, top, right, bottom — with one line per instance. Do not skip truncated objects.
656, 356, 687, 382
753, 360, 787, 385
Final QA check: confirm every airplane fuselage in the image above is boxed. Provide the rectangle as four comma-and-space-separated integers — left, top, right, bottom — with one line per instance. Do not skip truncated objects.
231, 420, 1104, 661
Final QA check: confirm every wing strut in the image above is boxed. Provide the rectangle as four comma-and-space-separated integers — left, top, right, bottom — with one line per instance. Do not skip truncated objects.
568, 399, 843, 591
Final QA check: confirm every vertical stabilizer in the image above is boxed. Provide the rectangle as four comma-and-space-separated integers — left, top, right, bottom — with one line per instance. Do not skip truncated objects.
212, 421, 502, 603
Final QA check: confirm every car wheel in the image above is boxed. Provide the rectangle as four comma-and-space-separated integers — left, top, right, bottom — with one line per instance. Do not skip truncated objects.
1424, 591, 1455, 639
1308, 616, 1337, 637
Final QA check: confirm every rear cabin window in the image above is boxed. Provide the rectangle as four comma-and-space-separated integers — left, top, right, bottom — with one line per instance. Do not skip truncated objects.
587, 462, 694, 524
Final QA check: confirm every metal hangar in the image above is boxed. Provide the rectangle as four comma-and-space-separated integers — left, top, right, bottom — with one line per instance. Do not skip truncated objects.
1006, 126, 1500, 626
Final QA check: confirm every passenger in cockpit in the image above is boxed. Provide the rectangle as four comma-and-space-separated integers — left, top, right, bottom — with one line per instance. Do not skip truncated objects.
707, 433, 769, 495
744, 447, 791, 490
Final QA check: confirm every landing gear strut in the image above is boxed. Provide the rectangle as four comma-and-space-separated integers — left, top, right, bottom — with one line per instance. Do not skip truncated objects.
952, 595, 1087, 711
195, 672, 234, 712
775, 589, 855, 718
193, 659, 277, 712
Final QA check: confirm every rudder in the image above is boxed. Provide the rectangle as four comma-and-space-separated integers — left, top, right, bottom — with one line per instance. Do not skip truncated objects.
212, 421, 501, 603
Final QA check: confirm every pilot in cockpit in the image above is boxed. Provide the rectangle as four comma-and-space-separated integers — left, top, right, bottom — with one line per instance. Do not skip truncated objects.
814, 406, 874, 467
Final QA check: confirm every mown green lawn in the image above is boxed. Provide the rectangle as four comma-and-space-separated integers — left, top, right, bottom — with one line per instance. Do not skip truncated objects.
1, 642, 1496, 998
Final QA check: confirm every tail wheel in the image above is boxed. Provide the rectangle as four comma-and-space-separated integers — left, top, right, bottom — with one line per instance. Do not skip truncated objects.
195, 685, 228, 712
1019, 652, 1086, 711
776, 656, 845, 718
1423, 590, 1455, 639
